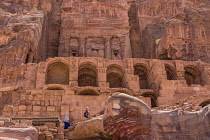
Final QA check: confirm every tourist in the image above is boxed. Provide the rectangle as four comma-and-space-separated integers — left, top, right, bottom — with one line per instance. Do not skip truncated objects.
64, 113, 71, 129
84, 107, 90, 118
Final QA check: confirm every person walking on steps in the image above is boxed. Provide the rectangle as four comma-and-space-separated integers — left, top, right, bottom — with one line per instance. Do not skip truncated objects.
64, 113, 71, 129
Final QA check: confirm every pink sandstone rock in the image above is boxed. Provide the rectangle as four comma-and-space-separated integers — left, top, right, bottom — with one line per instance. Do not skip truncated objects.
0, 126, 38, 140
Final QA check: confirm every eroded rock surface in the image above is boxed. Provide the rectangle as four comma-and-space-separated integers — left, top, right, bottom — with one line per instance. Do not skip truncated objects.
103, 92, 153, 140
103, 93, 210, 140
69, 116, 110, 140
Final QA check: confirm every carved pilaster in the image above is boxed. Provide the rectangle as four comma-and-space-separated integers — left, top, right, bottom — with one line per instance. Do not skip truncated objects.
104, 36, 111, 59
79, 37, 86, 57
121, 35, 132, 59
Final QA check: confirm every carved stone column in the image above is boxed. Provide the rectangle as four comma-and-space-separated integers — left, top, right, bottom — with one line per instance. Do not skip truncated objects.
79, 36, 86, 57
121, 34, 132, 59
104, 36, 111, 59
175, 61, 185, 80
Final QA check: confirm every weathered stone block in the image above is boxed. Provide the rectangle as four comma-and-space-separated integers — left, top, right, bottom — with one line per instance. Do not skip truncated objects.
20, 100, 26, 105
41, 101, 45, 106
41, 106, 47, 112
19, 105, 26, 111
0, 118, 10, 122
47, 106, 56, 112
32, 101, 36, 105
50, 100, 54, 106
34, 95, 44, 101
54, 133, 64, 139
57, 127, 64, 133
20, 95, 27, 100
0, 121, 5, 127
31, 90, 43, 95
3, 105, 13, 112
45, 100, 50, 106
46, 135, 53, 140
13, 106, 19, 112
40, 126, 48, 131
45, 123, 56, 129
27, 106, 33, 111
18, 111, 26, 116
54, 90, 64, 95
4, 122, 15, 127
35, 101, 41, 106
61, 105, 69, 113
25, 90, 31, 95
62, 95, 71, 102
55, 107, 60, 112
32, 111, 40, 116
33, 106, 41, 111
14, 100, 20, 106
44, 90, 53, 96
27, 95, 33, 100
20, 120, 32, 126
65, 90, 74, 95
54, 101, 59, 106
26, 100, 32, 106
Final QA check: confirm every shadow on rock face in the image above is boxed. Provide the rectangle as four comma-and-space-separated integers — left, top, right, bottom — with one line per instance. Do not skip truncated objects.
103, 92, 153, 140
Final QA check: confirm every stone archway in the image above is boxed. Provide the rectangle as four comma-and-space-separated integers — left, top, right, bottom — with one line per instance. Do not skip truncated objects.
184, 65, 201, 86
77, 88, 99, 96
25, 48, 34, 63
78, 62, 98, 87
107, 64, 124, 88
134, 64, 149, 89
46, 62, 69, 85
165, 64, 176, 80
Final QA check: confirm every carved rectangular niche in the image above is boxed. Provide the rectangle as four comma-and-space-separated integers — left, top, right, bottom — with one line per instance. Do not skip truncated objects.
69, 37, 79, 56
111, 37, 121, 59
86, 37, 105, 58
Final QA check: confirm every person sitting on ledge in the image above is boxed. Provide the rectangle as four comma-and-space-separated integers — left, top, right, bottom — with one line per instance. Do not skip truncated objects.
84, 107, 90, 119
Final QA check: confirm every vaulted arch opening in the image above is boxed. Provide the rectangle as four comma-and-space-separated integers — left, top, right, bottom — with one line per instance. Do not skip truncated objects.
107, 65, 124, 88
46, 86, 65, 90
165, 64, 176, 80
134, 64, 149, 89
77, 89, 99, 96
184, 65, 201, 86
46, 62, 69, 85
25, 48, 34, 63
199, 99, 210, 108
78, 62, 98, 87
142, 92, 157, 108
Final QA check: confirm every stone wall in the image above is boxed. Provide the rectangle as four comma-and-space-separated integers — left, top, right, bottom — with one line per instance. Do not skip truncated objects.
0, 57, 210, 108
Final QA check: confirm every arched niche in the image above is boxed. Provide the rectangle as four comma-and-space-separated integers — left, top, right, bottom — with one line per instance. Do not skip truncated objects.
25, 48, 34, 63
165, 64, 176, 80
199, 99, 210, 108
46, 62, 69, 85
142, 92, 157, 108
77, 88, 99, 96
46, 86, 65, 90
113, 90, 130, 95
107, 64, 124, 88
184, 65, 201, 86
78, 62, 98, 87
134, 64, 149, 89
